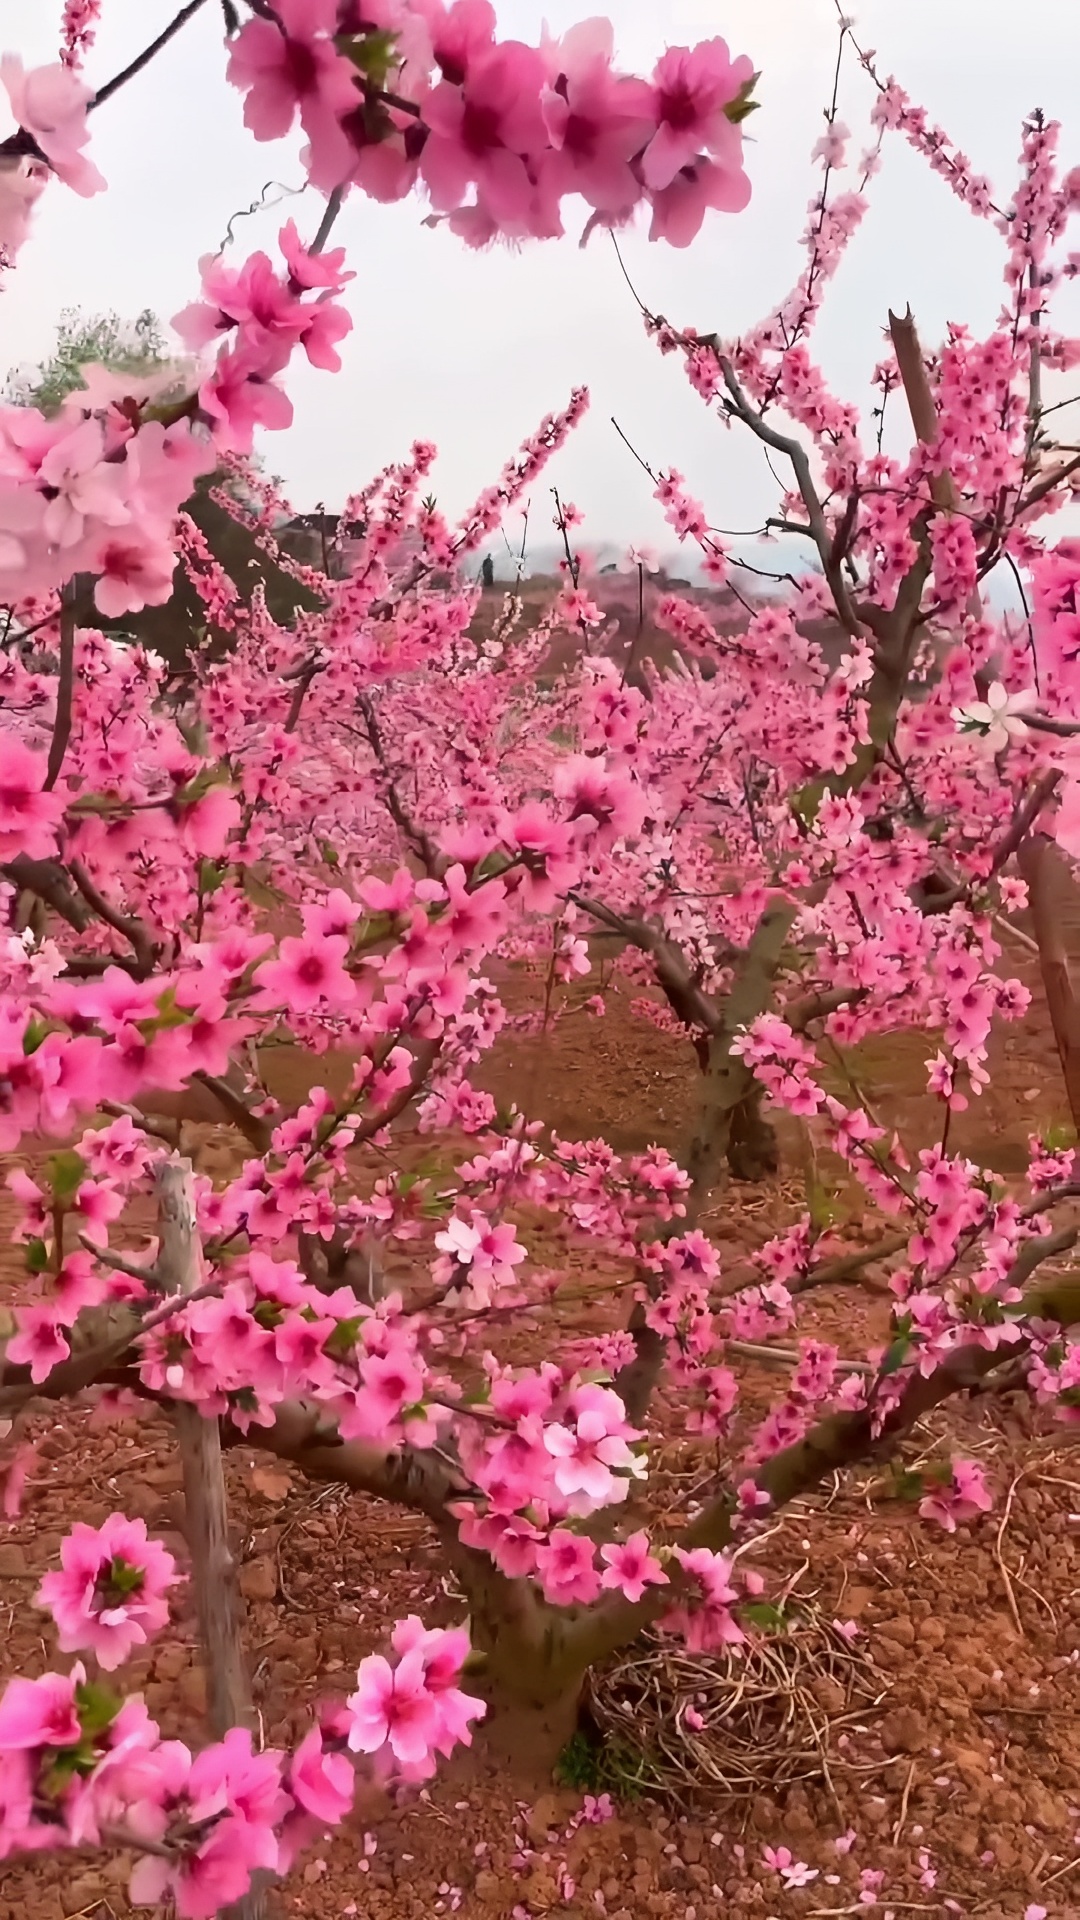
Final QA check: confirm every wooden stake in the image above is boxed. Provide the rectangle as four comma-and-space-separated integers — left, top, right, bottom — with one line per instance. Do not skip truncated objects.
1018, 836, 1080, 1136
156, 1157, 265, 1920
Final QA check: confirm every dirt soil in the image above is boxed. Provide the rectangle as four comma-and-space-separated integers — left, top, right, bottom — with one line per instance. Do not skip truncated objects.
3, 925, 1080, 1920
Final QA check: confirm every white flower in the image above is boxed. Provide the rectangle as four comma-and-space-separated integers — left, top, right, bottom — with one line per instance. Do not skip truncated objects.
952, 682, 1037, 752
835, 644, 874, 689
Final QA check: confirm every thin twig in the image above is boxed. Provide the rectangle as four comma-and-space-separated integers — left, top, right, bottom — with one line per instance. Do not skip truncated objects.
994, 1469, 1026, 1637
43, 581, 77, 791
311, 184, 345, 256
892, 1757, 917, 1843
89, 0, 211, 110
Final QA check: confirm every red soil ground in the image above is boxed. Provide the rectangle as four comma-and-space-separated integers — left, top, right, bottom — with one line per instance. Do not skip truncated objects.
2, 926, 1079, 1920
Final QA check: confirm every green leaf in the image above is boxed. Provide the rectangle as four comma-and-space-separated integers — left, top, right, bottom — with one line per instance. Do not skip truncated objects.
106, 1556, 145, 1597
25, 1238, 50, 1275
805, 1174, 838, 1232
177, 713, 209, 757
725, 73, 761, 124
75, 1679, 121, 1741
888, 1464, 926, 1503
324, 1316, 364, 1359
472, 849, 514, 883
880, 1334, 912, 1377
354, 911, 395, 948
172, 764, 231, 811
791, 779, 825, 827
879, 1311, 914, 1379
46, 1149, 85, 1207
21, 1017, 50, 1056
198, 858, 227, 896
319, 839, 340, 870
742, 1600, 788, 1632
252, 1298, 284, 1330
67, 791, 125, 816
241, 869, 286, 910
340, 26, 399, 85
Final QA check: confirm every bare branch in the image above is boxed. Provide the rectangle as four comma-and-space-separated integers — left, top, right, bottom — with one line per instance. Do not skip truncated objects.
569, 892, 723, 1035
68, 860, 158, 975
1, 856, 91, 933
191, 1071, 273, 1154
718, 355, 864, 640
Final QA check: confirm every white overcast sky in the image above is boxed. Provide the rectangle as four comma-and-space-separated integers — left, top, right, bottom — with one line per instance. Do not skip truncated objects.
2, 0, 1080, 550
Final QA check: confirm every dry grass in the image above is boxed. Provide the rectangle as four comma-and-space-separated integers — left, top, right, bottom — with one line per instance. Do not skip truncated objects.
585, 1605, 890, 1810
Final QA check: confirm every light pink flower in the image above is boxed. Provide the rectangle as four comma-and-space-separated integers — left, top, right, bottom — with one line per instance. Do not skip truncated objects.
599, 1530, 668, 1603
289, 1726, 355, 1828
0, 1670, 81, 1750
0, 56, 105, 196
346, 1649, 443, 1767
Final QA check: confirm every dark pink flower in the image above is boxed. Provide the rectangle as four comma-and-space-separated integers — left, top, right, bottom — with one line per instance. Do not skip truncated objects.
640, 39, 753, 192
420, 43, 547, 226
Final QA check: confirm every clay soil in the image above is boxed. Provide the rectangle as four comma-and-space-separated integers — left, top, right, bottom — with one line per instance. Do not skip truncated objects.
4, 931, 1080, 1920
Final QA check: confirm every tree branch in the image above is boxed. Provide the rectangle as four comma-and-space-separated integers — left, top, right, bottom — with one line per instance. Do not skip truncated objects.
569, 893, 722, 1035
220, 1399, 462, 1521
43, 582, 77, 792
718, 355, 864, 639
68, 860, 158, 975
573, 1259, 1080, 1668
89, 0, 211, 110
919, 770, 1061, 915
191, 1072, 272, 1154
357, 693, 444, 877
684, 897, 797, 1206
1, 856, 91, 933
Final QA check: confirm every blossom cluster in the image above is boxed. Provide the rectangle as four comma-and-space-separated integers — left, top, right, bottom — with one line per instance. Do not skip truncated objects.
0, 1535, 483, 1913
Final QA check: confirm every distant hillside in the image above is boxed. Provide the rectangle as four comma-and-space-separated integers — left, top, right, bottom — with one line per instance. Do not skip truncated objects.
470, 569, 848, 689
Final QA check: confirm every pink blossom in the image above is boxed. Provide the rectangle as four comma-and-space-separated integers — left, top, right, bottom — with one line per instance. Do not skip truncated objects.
0, 154, 49, 260
346, 1649, 443, 1767
599, 1530, 668, 1603
226, 0, 357, 191
0, 740, 65, 862
544, 1406, 642, 1510
535, 1529, 601, 1605
288, 1726, 355, 1828
918, 1458, 993, 1532
640, 39, 753, 192
0, 1670, 81, 1750
420, 43, 547, 226
129, 1814, 275, 1920
0, 56, 104, 196
5, 1305, 69, 1384
36, 1513, 181, 1669
253, 933, 355, 1013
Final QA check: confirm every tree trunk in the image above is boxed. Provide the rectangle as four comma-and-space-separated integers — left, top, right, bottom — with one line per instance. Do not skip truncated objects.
726, 1090, 780, 1181
455, 1551, 589, 1774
